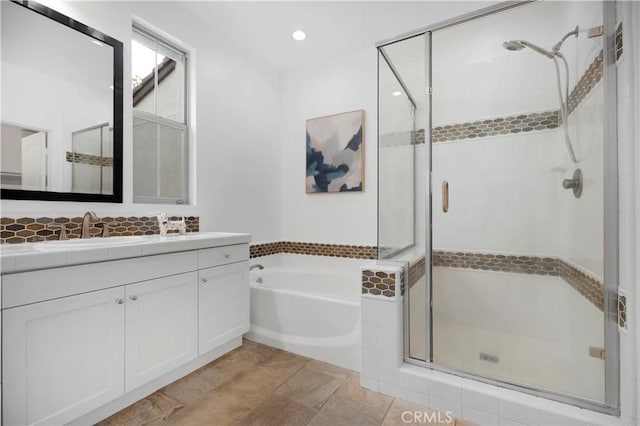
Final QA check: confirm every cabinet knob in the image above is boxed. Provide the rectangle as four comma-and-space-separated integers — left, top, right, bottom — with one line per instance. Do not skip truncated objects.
201, 277, 209, 283
224, 253, 231, 259
129, 295, 138, 301
116, 298, 124, 304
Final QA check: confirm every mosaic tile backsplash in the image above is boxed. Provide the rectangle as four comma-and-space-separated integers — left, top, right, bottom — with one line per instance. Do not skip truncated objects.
1, 215, 199, 244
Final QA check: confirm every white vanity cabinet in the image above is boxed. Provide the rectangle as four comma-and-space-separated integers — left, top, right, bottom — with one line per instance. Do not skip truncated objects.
1, 236, 250, 426
2, 287, 126, 426
125, 272, 198, 392
199, 262, 249, 355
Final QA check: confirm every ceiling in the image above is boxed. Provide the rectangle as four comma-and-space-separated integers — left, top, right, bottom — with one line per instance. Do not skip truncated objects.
183, 1, 499, 70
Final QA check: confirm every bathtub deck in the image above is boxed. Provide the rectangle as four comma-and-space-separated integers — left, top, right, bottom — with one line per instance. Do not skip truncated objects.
99, 338, 470, 425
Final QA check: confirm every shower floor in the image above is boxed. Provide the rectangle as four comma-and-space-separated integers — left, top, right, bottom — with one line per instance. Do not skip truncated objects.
409, 267, 604, 403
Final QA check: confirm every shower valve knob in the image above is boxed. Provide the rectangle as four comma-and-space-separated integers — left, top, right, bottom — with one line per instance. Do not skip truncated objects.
562, 169, 582, 198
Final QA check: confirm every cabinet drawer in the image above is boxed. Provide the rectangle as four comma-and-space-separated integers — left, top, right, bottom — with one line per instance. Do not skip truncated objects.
198, 244, 248, 269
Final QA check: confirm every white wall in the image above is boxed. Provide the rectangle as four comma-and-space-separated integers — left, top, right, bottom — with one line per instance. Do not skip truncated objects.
1, 1, 282, 243
279, 47, 378, 245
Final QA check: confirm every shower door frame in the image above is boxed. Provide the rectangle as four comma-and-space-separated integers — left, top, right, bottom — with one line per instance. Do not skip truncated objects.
378, 0, 620, 415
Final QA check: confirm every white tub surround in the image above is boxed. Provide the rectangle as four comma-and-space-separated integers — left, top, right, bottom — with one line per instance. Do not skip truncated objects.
245, 253, 362, 371
360, 262, 622, 426
0, 232, 250, 425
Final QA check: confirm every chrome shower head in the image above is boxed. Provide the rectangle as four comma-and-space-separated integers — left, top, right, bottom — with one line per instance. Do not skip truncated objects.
503, 39, 554, 58
502, 40, 525, 51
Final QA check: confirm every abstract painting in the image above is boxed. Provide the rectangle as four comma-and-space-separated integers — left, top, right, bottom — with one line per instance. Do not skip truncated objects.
306, 110, 365, 193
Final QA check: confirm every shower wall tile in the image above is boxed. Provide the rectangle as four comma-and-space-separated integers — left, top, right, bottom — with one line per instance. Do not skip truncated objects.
0, 215, 198, 243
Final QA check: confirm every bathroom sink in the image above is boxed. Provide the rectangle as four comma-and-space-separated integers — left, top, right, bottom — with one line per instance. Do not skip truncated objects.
35, 236, 150, 250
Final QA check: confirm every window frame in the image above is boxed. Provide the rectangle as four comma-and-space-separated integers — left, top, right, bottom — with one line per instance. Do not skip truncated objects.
132, 23, 189, 205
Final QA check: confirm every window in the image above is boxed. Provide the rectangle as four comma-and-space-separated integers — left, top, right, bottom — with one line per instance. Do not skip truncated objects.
132, 24, 188, 204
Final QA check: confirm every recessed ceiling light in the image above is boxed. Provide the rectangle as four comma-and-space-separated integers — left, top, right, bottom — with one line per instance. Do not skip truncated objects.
109, 85, 114, 90
292, 30, 306, 41
392, 91, 402, 97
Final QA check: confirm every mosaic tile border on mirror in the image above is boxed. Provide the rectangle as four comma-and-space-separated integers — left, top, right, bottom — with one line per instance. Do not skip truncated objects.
0, 215, 199, 244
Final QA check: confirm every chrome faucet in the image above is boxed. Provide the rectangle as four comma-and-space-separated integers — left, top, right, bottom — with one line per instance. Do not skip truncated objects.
250, 264, 264, 271
81, 211, 99, 239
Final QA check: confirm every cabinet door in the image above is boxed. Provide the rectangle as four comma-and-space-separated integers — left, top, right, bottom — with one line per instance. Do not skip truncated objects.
199, 262, 249, 355
125, 272, 198, 392
3, 287, 125, 426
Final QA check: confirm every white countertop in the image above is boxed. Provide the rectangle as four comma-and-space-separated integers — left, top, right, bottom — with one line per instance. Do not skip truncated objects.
0, 232, 251, 275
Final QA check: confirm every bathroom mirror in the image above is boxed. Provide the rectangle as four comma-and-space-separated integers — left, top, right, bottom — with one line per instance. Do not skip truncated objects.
0, 0, 123, 202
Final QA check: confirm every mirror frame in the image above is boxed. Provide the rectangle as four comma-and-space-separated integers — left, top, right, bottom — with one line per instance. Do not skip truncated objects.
1, 0, 123, 203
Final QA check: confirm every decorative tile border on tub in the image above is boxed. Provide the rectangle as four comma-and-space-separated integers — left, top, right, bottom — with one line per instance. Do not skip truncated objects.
0, 215, 199, 244
249, 242, 283, 258
433, 250, 604, 311
362, 270, 397, 297
361, 266, 404, 299
250, 241, 377, 260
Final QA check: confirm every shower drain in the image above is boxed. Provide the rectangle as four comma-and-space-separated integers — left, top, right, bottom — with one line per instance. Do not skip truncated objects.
479, 353, 499, 363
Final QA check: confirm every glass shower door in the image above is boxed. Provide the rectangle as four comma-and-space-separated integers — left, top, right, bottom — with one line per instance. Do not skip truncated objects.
430, 1, 607, 404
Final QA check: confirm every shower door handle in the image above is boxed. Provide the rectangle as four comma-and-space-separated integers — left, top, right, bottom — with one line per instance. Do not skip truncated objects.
442, 181, 449, 213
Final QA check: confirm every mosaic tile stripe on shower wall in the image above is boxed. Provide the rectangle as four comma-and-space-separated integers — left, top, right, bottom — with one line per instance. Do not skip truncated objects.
250, 242, 377, 259
65, 151, 114, 167
0, 215, 199, 244
409, 256, 426, 288
433, 250, 604, 311
616, 22, 623, 61
567, 50, 603, 115
392, 47, 607, 146
432, 110, 560, 143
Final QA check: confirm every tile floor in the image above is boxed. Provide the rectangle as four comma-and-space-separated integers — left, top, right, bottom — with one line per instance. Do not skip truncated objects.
99, 339, 472, 426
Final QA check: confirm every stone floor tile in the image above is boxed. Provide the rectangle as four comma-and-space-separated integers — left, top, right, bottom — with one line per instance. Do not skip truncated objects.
97, 391, 184, 426
155, 390, 252, 425
212, 366, 289, 407
234, 393, 318, 426
308, 393, 390, 426
304, 359, 352, 380
161, 363, 231, 404
273, 366, 343, 409
334, 372, 394, 411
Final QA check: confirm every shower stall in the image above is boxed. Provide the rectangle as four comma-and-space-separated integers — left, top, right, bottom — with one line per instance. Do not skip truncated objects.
377, 1, 619, 413
70, 123, 113, 194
